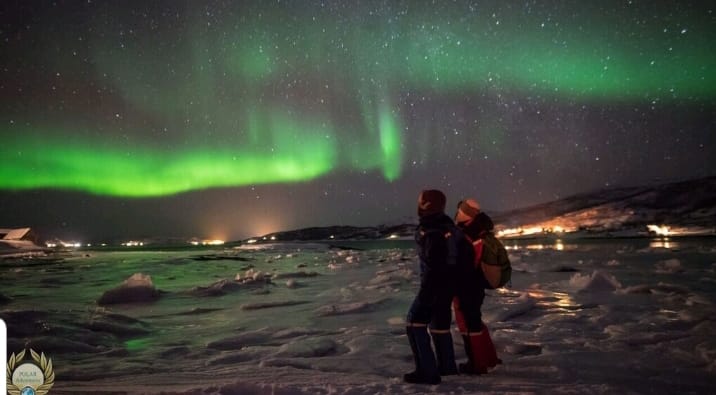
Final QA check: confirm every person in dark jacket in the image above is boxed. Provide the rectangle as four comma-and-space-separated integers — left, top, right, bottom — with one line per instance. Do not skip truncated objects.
452, 198, 501, 374
404, 189, 478, 384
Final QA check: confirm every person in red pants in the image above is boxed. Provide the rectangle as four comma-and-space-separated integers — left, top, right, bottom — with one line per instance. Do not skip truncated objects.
404, 189, 474, 384
452, 198, 501, 374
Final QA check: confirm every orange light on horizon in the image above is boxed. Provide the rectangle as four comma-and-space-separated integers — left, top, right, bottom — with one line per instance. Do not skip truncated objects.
497, 226, 544, 237
647, 224, 670, 236
497, 222, 577, 238
555, 240, 564, 251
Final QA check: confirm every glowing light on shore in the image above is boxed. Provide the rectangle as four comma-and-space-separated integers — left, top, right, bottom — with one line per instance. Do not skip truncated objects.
246, 239, 258, 244
497, 226, 544, 237
555, 240, 565, 251
190, 239, 226, 246
48, 241, 82, 248
497, 223, 577, 238
388, 234, 399, 239
503, 241, 568, 251
122, 241, 144, 247
647, 225, 671, 236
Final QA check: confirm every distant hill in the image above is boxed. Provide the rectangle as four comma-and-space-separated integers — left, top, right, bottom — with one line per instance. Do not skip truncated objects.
249, 176, 716, 241
492, 175, 716, 237
251, 224, 416, 242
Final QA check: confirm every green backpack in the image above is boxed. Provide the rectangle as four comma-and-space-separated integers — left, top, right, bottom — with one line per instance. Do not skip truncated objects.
479, 232, 512, 289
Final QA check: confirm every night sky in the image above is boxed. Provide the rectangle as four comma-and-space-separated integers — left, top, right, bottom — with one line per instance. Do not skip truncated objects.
1, 1, 714, 242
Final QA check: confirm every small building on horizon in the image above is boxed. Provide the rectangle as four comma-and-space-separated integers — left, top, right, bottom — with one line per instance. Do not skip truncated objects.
0, 227, 41, 251
0, 227, 38, 243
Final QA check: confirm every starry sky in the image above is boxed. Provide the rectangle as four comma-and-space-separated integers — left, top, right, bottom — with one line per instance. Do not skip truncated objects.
0, 1, 714, 242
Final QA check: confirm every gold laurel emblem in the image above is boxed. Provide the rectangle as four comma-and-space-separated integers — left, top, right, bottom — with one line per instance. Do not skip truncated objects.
6, 348, 55, 395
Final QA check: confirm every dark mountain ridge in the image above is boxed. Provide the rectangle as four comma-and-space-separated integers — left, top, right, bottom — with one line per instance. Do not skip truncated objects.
250, 176, 716, 241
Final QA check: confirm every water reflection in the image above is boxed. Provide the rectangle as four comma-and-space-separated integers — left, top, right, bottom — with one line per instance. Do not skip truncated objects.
526, 288, 581, 316
649, 237, 679, 249
555, 240, 565, 251
505, 239, 571, 251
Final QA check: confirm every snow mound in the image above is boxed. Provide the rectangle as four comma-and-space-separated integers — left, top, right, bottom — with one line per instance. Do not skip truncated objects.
655, 258, 684, 274
491, 292, 537, 322
275, 337, 344, 358
620, 282, 690, 295
207, 328, 274, 350
315, 299, 388, 316
97, 273, 160, 305
189, 279, 243, 297
570, 270, 621, 293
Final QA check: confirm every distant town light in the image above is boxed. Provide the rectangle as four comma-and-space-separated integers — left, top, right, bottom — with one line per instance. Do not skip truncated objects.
555, 240, 564, 251
497, 224, 575, 238
122, 241, 142, 247
246, 239, 258, 244
270, 236, 276, 240
647, 225, 670, 236
190, 239, 224, 246
388, 234, 399, 239
55, 241, 82, 248
497, 226, 543, 237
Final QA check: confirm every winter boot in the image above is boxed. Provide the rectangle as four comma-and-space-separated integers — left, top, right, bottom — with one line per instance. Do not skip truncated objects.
430, 330, 458, 375
404, 326, 441, 385
460, 324, 501, 374
459, 334, 476, 374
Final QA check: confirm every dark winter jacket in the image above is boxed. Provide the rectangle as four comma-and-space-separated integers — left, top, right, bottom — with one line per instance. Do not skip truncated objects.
415, 213, 473, 282
408, 212, 478, 325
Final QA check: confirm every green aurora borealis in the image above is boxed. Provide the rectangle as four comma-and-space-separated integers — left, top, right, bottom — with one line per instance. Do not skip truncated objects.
1, 1, 714, 198
0, 0, 715, 243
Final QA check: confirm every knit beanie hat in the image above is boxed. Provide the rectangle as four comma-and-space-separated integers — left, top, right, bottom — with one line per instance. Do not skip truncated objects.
418, 189, 447, 217
455, 198, 481, 224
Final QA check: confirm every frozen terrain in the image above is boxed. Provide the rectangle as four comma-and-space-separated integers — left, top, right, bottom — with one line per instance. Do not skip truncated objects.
2, 238, 716, 394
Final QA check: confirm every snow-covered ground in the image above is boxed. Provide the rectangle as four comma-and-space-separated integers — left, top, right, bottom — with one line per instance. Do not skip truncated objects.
1, 238, 715, 394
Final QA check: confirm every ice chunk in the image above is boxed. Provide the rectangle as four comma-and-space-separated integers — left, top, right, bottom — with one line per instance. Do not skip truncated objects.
97, 273, 160, 305
571, 270, 621, 293
189, 279, 242, 297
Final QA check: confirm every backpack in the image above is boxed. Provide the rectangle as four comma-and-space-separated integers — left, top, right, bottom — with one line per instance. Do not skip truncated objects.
475, 232, 511, 289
